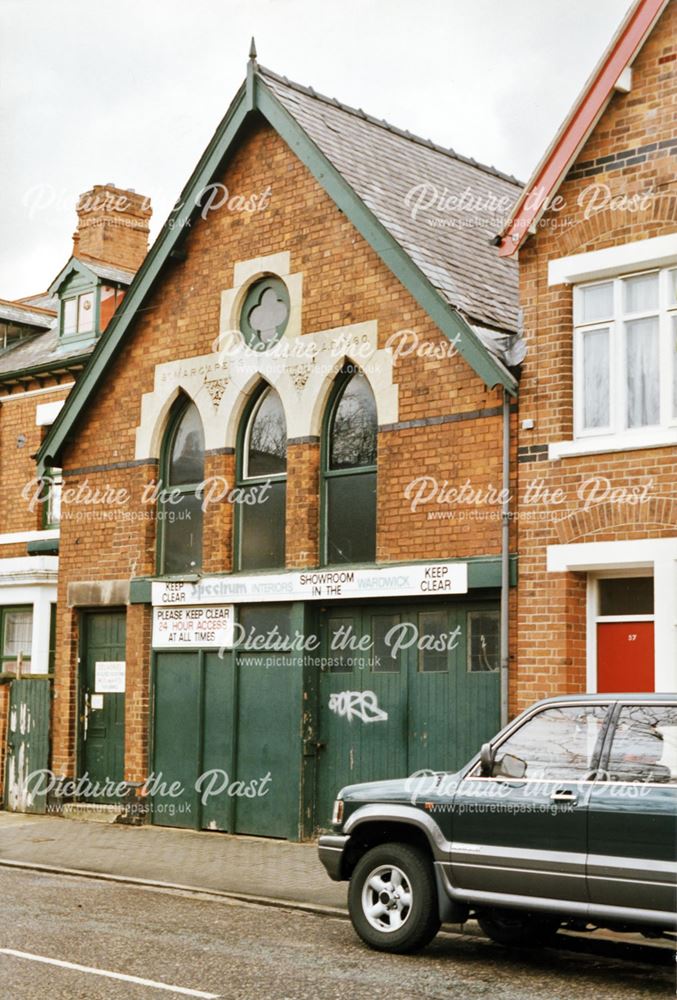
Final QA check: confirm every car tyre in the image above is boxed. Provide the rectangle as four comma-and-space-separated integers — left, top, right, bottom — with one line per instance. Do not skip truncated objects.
477, 908, 560, 947
348, 842, 441, 954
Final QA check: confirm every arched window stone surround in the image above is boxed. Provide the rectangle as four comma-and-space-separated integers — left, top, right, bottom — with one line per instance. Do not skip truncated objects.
135, 253, 398, 461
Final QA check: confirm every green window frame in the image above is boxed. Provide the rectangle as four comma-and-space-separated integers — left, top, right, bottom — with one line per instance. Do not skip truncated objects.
239, 276, 290, 351
60, 287, 99, 341
467, 609, 500, 673
321, 367, 377, 566
235, 383, 287, 570
417, 610, 449, 673
42, 468, 62, 528
157, 396, 205, 576
1, 606, 33, 673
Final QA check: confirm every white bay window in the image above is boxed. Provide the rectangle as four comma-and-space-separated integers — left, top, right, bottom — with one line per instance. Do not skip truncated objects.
574, 267, 677, 442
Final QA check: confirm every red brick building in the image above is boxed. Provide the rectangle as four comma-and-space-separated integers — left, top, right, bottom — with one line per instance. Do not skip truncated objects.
37, 57, 523, 837
497, 0, 677, 706
0, 186, 150, 805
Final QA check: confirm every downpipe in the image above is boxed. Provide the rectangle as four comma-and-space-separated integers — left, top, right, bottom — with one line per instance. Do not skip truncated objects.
500, 389, 510, 728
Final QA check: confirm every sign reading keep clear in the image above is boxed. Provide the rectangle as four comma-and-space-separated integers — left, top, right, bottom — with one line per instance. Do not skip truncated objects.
151, 561, 468, 607
152, 605, 235, 649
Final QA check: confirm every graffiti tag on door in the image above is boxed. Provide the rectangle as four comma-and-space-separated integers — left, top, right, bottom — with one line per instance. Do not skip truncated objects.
328, 690, 388, 723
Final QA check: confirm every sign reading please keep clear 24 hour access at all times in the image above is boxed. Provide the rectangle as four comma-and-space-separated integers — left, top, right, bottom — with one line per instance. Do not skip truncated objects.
152, 605, 235, 649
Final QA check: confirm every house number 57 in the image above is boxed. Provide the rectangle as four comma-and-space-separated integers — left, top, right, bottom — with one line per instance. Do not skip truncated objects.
628, 634, 637, 641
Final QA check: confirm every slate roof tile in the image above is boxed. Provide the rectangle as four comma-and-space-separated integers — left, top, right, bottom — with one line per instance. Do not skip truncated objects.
260, 67, 521, 333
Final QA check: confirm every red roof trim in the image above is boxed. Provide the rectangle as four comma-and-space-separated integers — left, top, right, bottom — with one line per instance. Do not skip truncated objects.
497, 0, 669, 257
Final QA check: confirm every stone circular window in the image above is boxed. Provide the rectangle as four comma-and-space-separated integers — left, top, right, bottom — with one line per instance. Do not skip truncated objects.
240, 276, 290, 350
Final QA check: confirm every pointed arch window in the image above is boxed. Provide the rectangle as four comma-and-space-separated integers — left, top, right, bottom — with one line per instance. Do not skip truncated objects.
322, 368, 377, 565
158, 397, 205, 575
237, 385, 287, 570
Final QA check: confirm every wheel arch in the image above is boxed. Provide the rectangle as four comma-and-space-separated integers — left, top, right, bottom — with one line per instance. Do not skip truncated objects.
341, 820, 434, 880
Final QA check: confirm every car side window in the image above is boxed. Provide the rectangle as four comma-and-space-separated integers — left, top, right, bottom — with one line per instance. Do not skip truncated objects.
487, 705, 610, 781
604, 705, 677, 784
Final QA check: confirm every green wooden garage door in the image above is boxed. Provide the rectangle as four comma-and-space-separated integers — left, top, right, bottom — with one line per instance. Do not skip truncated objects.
151, 646, 300, 838
315, 600, 500, 830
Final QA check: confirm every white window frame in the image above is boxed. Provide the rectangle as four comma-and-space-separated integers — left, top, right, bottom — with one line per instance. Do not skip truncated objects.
572, 266, 677, 446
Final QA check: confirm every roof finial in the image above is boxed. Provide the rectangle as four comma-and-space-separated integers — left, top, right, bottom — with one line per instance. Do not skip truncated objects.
249, 37, 257, 62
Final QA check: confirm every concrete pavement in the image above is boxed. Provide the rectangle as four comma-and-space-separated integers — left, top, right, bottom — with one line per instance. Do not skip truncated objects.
0, 812, 346, 911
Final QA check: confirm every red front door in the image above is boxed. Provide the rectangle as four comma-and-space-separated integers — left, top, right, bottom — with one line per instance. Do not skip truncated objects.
597, 621, 654, 692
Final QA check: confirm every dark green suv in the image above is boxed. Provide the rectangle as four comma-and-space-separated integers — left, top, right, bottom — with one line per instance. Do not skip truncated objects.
318, 693, 677, 953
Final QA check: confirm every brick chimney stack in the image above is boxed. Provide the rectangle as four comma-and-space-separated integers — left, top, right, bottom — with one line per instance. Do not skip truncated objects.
72, 183, 152, 271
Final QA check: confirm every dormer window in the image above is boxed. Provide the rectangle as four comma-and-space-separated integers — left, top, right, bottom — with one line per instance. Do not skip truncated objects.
62, 291, 95, 338
52, 258, 133, 351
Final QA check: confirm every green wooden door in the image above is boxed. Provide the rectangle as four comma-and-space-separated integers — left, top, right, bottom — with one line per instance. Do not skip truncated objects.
4, 679, 51, 813
151, 651, 202, 828
151, 651, 235, 831
80, 611, 126, 802
151, 646, 298, 838
201, 652, 235, 832
316, 606, 408, 829
316, 600, 500, 830
406, 606, 458, 774
234, 649, 299, 838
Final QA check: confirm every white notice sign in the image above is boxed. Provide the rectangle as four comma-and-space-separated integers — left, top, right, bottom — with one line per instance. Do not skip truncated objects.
151, 561, 468, 607
152, 605, 235, 649
95, 661, 126, 693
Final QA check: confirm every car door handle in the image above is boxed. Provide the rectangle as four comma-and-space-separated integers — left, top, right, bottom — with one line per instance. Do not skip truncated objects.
551, 789, 577, 802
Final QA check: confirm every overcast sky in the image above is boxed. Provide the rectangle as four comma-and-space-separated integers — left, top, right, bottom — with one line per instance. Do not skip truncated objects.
1, 0, 634, 298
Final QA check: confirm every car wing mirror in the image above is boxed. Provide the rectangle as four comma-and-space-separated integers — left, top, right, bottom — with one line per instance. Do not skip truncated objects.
497, 753, 527, 779
479, 742, 495, 777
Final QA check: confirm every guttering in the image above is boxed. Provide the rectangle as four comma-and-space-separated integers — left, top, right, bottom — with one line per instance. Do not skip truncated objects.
0, 353, 91, 386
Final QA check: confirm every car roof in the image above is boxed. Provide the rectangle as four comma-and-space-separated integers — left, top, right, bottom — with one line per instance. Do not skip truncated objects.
534, 692, 677, 705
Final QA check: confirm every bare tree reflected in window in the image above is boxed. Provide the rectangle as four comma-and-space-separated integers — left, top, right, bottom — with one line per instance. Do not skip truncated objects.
324, 369, 377, 564
248, 389, 287, 477
239, 385, 287, 569
159, 398, 205, 574
488, 706, 610, 781
330, 373, 377, 469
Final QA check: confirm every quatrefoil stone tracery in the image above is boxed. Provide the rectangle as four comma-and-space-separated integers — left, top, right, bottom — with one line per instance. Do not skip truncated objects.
248, 287, 288, 343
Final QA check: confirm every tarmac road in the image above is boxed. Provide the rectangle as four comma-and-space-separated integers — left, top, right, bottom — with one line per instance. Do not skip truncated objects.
0, 867, 672, 1000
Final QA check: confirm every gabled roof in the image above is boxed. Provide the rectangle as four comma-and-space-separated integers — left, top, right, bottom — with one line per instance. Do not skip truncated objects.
38, 58, 520, 470
260, 68, 521, 333
48, 256, 137, 295
496, 0, 670, 256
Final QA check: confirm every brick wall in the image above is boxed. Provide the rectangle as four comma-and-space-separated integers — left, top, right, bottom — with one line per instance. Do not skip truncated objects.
53, 119, 515, 774
514, 0, 677, 708
0, 382, 71, 539
73, 184, 151, 272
